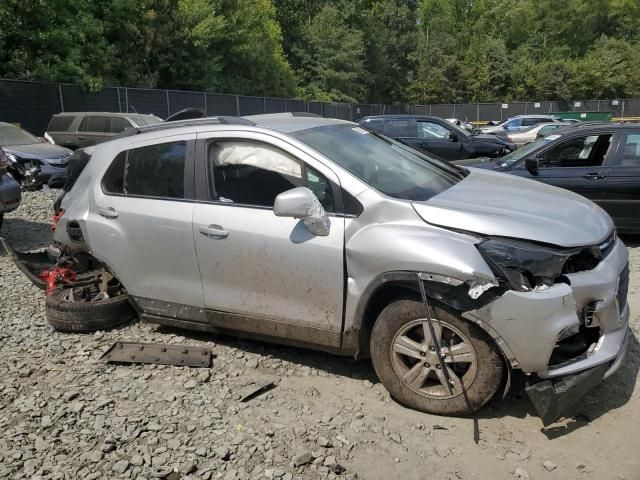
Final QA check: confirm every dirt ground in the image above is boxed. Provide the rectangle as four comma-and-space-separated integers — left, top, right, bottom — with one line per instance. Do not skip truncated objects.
0, 191, 638, 480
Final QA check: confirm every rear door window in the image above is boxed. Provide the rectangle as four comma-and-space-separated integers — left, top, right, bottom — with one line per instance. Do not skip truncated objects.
47, 115, 75, 132
110, 117, 132, 134
78, 116, 111, 133
102, 141, 187, 199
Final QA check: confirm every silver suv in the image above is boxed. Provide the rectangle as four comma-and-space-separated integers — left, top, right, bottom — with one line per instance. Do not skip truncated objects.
20, 114, 632, 423
45, 112, 162, 149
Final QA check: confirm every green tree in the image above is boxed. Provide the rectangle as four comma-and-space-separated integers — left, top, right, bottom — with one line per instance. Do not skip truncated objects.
300, 5, 367, 102
0, 0, 110, 90
363, 0, 418, 103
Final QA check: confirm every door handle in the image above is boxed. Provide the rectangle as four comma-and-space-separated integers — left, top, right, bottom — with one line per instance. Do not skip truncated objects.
77, 136, 86, 141
584, 172, 606, 180
199, 224, 228, 239
98, 207, 118, 219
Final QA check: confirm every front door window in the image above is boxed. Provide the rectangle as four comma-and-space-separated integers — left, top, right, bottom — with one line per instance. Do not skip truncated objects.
539, 134, 612, 168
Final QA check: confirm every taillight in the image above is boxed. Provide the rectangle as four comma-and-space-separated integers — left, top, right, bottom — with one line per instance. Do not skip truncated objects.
51, 210, 65, 231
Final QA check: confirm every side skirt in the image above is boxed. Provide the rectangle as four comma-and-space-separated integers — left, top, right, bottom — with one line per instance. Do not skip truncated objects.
130, 296, 344, 356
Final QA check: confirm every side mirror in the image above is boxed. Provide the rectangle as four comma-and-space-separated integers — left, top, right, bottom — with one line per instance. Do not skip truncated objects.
525, 157, 540, 175
274, 187, 330, 236
448, 132, 459, 142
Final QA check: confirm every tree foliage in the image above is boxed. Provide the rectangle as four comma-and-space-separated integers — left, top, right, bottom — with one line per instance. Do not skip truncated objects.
1, 0, 640, 103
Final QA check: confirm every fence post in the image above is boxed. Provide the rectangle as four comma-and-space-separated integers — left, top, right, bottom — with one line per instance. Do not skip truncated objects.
203, 92, 207, 115
58, 84, 64, 112
116, 88, 122, 112
166, 90, 170, 117
125, 88, 129, 113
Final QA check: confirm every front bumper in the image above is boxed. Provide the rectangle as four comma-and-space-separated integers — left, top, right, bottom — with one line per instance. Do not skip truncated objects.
0, 173, 21, 214
466, 237, 630, 423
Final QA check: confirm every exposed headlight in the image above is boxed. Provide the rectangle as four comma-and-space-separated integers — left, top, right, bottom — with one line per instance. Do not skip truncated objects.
477, 238, 572, 292
5, 152, 17, 162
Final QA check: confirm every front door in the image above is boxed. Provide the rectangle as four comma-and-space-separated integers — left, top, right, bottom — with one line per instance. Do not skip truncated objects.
412, 119, 462, 161
86, 135, 204, 310
192, 132, 345, 348
514, 132, 616, 205
602, 131, 640, 232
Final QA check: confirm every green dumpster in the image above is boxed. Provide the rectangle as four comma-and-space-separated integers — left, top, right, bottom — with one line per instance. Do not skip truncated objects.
552, 111, 612, 121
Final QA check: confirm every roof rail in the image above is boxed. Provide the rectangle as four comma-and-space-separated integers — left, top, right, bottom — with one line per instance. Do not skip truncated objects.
113, 116, 255, 140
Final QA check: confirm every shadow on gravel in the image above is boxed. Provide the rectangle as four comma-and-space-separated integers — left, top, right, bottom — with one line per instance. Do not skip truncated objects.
477, 331, 639, 439
0, 217, 52, 252
154, 325, 381, 384
151, 322, 638, 438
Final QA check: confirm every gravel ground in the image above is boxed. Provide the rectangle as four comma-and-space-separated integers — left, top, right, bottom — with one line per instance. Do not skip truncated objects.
1, 191, 639, 480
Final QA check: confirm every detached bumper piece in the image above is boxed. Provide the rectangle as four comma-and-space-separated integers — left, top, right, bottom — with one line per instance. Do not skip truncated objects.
526, 362, 609, 426
100, 342, 212, 368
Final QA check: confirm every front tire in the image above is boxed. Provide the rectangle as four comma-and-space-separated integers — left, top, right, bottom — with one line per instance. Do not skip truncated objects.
370, 298, 504, 416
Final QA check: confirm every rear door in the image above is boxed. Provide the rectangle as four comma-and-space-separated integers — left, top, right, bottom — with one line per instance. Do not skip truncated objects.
192, 131, 345, 348
514, 131, 618, 205
86, 135, 204, 312
602, 130, 640, 232
75, 116, 112, 147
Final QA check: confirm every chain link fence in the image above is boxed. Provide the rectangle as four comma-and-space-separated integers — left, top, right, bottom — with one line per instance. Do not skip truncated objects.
0, 79, 404, 135
2, 78, 640, 135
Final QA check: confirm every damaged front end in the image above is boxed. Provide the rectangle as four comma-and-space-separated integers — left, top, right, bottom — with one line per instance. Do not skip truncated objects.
463, 232, 630, 425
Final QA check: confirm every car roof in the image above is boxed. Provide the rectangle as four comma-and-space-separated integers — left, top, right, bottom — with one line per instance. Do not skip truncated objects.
551, 122, 637, 135
244, 113, 353, 133
359, 115, 443, 122
53, 112, 159, 117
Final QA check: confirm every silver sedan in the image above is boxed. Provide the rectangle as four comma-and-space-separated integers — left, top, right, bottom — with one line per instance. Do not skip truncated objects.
507, 122, 563, 147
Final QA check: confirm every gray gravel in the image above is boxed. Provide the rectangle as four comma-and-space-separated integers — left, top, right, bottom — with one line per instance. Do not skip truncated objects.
1, 191, 639, 480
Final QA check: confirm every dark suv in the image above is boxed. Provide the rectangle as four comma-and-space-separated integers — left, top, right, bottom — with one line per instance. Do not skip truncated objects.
45, 112, 162, 150
358, 115, 515, 161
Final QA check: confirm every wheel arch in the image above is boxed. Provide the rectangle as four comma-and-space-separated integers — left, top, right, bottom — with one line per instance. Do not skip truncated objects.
347, 271, 519, 372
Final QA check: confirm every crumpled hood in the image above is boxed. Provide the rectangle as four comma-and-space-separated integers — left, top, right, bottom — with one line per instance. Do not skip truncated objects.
413, 168, 613, 247
5, 143, 72, 164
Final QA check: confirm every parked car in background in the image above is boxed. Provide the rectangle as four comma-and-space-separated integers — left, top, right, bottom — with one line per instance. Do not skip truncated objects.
45, 112, 162, 150
480, 115, 562, 135
359, 115, 515, 161
10, 114, 629, 425
507, 122, 564, 147
0, 121, 73, 189
0, 147, 21, 229
458, 123, 640, 233
445, 118, 473, 132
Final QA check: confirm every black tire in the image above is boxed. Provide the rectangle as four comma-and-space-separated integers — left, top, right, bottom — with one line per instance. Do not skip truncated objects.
370, 298, 504, 416
45, 288, 136, 333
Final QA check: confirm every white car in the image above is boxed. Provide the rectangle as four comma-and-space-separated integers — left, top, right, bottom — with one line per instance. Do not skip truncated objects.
507, 122, 564, 147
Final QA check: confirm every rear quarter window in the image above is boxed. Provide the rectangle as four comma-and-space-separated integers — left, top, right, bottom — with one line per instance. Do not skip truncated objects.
47, 115, 75, 132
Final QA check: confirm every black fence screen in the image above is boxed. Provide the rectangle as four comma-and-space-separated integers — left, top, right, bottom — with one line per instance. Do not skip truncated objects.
1, 78, 638, 136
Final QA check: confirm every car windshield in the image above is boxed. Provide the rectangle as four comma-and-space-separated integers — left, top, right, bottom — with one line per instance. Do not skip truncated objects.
130, 114, 162, 126
0, 125, 39, 146
498, 135, 560, 167
292, 124, 464, 201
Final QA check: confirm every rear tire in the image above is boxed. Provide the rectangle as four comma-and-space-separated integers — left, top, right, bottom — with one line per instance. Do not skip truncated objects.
45, 288, 136, 333
370, 298, 504, 416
